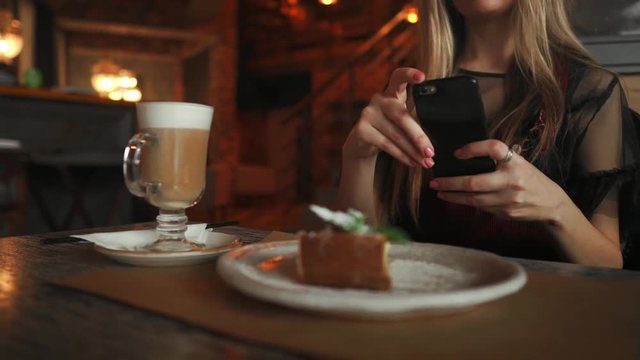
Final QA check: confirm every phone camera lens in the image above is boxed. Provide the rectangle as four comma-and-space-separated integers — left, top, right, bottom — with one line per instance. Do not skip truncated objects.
420, 85, 437, 95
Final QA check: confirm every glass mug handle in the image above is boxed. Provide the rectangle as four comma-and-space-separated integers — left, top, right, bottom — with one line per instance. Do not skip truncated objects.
123, 133, 159, 197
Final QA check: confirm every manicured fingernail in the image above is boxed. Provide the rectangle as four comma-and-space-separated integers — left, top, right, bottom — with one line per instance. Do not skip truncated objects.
413, 73, 423, 81
429, 180, 439, 189
423, 158, 435, 168
424, 147, 435, 158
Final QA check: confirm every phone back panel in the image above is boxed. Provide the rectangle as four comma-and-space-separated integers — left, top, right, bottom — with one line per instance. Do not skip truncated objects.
412, 76, 495, 177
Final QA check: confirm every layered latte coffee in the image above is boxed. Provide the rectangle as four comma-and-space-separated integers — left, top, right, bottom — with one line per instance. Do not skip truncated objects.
124, 101, 214, 246
140, 127, 210, 209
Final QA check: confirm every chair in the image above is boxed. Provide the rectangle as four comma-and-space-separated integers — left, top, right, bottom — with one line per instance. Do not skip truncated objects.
28, 151, 126, 231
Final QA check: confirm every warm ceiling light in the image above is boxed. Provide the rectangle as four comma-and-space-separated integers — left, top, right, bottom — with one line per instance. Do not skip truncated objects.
91, 59, 142, 101
91, 59, 120, 95
319, 0, 338, 5
107, 90, 123, 101
405, 5, 419, 24
122, 88, 142, 102
116, 69, 138, 89
0, 10, 23, 64
281, 0, 308, 22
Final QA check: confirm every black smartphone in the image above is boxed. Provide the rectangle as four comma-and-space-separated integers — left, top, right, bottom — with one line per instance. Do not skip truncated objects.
412, 75, 496, 178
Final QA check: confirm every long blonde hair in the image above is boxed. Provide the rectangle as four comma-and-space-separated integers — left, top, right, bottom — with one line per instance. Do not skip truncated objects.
382, 0, 597, 223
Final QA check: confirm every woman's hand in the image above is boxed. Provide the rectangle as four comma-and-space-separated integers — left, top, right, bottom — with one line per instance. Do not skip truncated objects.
343, 67, 435, 168
428, 139, 570, 223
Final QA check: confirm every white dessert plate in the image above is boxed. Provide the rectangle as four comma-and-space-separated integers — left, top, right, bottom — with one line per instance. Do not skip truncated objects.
96, 234, 242, 267
217, 240, 527, 319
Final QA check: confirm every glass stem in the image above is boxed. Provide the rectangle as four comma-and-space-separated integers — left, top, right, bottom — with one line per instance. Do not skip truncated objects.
156, 208, 188, 241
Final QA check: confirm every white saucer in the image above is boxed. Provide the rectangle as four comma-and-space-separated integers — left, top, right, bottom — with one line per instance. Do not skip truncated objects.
96, 234, 242, 267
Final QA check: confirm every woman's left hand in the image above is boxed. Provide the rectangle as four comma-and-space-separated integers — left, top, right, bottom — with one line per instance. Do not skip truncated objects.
428, 139, 570, 222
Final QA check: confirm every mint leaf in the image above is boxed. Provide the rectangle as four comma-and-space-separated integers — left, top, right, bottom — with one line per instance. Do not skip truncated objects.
372, 226, 411, 244
308, 205, 411, 243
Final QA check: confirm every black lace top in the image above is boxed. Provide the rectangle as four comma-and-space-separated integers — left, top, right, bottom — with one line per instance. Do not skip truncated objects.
376, 62, 640, 268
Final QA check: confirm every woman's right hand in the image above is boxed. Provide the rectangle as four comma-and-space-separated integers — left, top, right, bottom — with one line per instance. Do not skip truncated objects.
343, 67, 435, 168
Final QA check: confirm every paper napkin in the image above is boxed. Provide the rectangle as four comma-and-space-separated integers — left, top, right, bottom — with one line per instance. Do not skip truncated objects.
72, 223, 228, 251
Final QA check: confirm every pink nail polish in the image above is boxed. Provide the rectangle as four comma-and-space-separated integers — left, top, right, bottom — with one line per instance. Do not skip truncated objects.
430, 180, 438, 188
424, 147, 435, 158
413, 73, 423, 81
423, 158, 435, 168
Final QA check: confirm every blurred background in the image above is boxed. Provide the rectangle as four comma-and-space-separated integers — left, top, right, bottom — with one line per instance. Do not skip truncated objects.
1, 0, 640, 235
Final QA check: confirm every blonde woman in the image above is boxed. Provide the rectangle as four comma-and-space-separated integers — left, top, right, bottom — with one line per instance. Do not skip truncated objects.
337, 0, 640, 268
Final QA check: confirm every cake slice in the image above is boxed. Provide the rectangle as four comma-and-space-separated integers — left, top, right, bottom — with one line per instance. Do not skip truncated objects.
295, 205, 410, 291
297, 228, 391, 290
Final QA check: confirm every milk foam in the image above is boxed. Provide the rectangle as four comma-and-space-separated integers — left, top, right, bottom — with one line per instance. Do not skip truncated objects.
137, 102, 214, 130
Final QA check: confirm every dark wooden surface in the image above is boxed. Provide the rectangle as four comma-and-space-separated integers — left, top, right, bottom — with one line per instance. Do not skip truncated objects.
1, 224, 639, 359
0, 224, 304, 359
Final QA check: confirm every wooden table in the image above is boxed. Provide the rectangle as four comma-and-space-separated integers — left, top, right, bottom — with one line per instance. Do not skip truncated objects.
1, 224, 640, 359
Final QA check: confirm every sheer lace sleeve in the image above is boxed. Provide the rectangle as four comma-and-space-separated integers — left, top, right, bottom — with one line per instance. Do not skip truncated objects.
565, 66, 640, 267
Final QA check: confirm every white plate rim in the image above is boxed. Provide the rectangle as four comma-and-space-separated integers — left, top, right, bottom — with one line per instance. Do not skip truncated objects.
217, 240, 528, 318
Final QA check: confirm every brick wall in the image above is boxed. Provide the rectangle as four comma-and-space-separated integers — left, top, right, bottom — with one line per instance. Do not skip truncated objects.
191, 0, 239, 165
187, 0, 238, 221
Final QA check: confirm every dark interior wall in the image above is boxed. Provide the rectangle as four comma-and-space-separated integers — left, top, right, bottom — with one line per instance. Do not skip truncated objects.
183, 50, 210, 105
235, 0, 399, 111
237, 72, 311, 110
34, 0, 55, 86
570, 0, 640, 36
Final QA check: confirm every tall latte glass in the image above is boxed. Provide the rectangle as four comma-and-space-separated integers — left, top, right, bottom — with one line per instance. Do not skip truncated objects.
124, 102, 213, 251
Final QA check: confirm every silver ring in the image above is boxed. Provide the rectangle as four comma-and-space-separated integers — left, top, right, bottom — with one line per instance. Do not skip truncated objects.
497, 148, 513, 165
